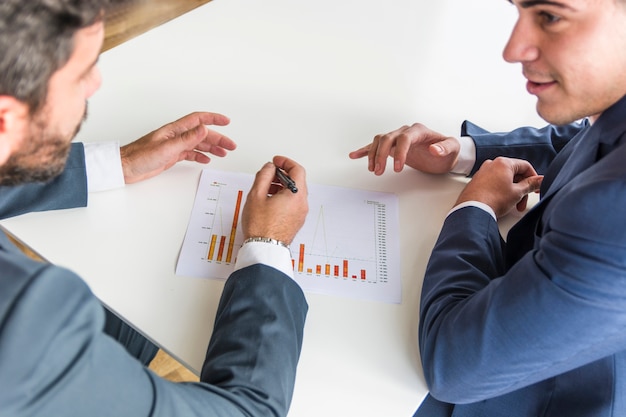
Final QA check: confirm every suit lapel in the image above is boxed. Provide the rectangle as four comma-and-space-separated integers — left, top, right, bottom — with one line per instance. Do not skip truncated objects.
505, 95, 626, 267
541, 95, 626, 199
539, 126, 598, 199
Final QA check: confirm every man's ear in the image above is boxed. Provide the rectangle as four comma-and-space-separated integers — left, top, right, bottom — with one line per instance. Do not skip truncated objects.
0, 96, 29, 165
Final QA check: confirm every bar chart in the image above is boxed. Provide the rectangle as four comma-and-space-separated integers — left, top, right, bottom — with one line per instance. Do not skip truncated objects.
176, 169, 400, 303
205, 188, 242, 264
292, 199, 388, 282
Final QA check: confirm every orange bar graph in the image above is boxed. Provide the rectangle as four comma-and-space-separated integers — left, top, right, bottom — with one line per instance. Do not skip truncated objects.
226, 190, 243, 264
290, 244, 365, 281
298, 244, 305, 273
217, 236, 226, 262
208, 234, 217, 260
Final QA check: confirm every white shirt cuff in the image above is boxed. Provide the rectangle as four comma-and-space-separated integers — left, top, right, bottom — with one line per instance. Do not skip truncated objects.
234, 241, 295, 281
83, 141, 125, 192
447, 201, 497, 221
450, 136, 477, 176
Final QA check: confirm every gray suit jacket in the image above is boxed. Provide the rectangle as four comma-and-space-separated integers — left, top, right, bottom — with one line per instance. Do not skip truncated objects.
0, 145, 308, 416
416, 95, 626, 416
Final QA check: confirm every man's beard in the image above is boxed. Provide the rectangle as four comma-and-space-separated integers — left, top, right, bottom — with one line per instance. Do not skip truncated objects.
0, 106, 86, 186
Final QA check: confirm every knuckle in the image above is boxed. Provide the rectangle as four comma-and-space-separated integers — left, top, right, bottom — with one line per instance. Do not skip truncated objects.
379, 133, 393, 142
492, 157, 511, 168
396, 132, 410, 143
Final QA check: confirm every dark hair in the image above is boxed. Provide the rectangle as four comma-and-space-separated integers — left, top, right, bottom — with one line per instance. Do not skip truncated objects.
0, 0, 107, 113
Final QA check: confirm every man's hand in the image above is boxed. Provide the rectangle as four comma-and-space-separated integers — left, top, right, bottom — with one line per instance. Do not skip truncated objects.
242, 156, 308, 245
349, 123, 460, 175
120, 112, 236, 184
455, 157, 543, 218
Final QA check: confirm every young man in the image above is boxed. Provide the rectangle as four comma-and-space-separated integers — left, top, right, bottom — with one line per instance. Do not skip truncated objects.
0, 1, 309, 416
351, 0, 626, 415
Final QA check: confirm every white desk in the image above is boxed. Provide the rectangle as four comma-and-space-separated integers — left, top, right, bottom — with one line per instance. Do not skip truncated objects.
1, 0, 542, 415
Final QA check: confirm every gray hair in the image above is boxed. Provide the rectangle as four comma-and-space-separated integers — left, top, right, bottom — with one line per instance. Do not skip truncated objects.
0, 0, 107, 113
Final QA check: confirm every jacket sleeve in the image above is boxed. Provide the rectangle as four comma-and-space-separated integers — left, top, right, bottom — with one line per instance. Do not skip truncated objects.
0, 258, 307, 417
461, 120, 586, 176
419, 187, 626, 404
0, 142, 88, 219
200, 264, 308, 416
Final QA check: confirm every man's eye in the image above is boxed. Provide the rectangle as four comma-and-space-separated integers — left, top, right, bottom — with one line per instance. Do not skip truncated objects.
538, 11, 561, 25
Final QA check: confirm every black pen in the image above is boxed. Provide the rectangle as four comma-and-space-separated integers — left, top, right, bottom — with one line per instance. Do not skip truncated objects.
275, 167, 298, 193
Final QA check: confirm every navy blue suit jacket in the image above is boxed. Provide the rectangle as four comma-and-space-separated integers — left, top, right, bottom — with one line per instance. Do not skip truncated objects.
0, 145, 308, 416
416, 95, 626, 416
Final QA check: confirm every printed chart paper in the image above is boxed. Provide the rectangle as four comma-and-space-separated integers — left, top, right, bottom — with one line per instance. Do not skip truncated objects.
176, 169, 401, 304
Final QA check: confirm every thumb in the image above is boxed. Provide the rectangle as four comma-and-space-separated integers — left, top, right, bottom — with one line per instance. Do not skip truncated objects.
429, 137, 458, 157
524, 175, 544, 194
515, 175, 543, 212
